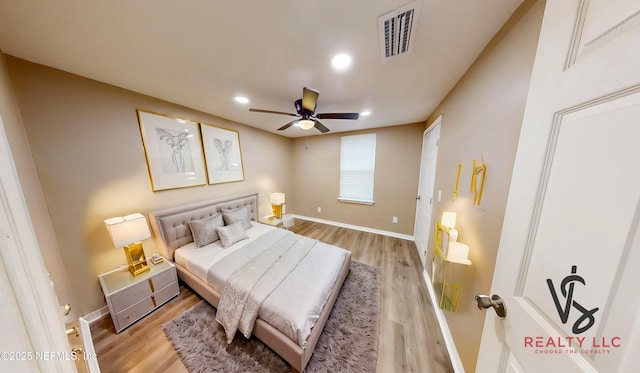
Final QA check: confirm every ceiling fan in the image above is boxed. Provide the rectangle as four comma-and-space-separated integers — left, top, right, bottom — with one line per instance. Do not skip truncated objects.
249, 87, 359, 133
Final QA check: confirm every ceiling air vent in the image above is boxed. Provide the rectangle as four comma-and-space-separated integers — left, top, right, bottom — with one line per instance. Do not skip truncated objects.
378, 1, 422, 60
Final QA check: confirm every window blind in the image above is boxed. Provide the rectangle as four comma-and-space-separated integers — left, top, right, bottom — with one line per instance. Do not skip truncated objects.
339, 133, 376, 203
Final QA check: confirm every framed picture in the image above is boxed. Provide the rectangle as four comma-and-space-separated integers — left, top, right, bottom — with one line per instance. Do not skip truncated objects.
200, 123, 245, 184
136, 109, 207, 191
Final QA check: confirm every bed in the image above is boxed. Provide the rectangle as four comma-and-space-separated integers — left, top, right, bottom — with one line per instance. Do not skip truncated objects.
148, 193, 351, 372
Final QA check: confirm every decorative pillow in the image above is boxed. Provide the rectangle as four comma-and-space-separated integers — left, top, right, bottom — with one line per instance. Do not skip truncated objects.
222, 206, 253, 230
215, 220, 249, 248
187, 213, 224, 248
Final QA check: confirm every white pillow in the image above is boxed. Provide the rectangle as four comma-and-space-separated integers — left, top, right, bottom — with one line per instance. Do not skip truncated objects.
215, 220, 249, 248
187, 213, 224, 247
222, 206, 253, 230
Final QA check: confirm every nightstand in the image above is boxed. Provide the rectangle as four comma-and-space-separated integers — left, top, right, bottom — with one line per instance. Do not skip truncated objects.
259, 215, 283, 228
98, 260, 179, 333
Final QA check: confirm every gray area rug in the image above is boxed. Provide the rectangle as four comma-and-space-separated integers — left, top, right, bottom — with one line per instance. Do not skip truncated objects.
163, 260, 380, 372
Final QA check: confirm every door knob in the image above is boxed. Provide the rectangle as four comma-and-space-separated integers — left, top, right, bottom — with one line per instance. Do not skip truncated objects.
475, 294, 507, 319
65, 326, 79, 337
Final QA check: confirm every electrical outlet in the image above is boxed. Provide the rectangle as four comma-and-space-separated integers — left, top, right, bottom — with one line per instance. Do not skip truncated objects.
317, 207, 322, 213
392, 216, 398, 224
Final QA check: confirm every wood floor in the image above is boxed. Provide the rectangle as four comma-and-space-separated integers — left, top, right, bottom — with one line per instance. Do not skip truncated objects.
91, 220, 454, 373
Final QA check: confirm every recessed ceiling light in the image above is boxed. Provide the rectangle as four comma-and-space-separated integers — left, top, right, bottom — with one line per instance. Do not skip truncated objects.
234, 96, 249, 104
360, 111, 371, 116
331, 53, 352, 70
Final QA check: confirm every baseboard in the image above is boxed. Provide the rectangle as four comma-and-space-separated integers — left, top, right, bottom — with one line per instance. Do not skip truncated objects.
84, 306, 110, 325
423, 269, 466, 373
292, 215, 414, 241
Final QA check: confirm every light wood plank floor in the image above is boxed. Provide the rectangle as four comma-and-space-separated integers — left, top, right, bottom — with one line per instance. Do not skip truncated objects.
91, 220, 454, 372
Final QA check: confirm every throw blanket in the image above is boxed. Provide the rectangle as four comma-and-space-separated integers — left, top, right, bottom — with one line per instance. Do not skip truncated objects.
215, 230, 317, 343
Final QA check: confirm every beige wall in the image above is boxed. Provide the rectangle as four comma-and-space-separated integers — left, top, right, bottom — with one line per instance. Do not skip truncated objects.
6, 55, 424, 316
0, 52, 80, 317
7, 57, 294, 314
424, 1, 544, 371
291, 124, 424, 236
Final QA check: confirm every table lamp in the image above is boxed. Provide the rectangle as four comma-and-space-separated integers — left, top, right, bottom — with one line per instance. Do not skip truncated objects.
446, 242, 472, 266
270, 192, 285, 218
104, 213, 151, 276
441, 211, 459, 242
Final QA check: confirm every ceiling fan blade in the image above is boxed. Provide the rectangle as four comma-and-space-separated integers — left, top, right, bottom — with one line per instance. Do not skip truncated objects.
316, 112, 360, 120
278, 119, 298, 131
313, 120, 330, 133
301, 87, 320, 112
249, 108, 298, 117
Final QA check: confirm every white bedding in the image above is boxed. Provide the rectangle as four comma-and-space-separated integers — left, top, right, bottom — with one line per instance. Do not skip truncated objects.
174, 222, 274, 279
173, 222, 349, 347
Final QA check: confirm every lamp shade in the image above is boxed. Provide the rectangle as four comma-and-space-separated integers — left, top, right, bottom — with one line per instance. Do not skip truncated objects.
441, 211, 457, 229
104, 213, 151, 248
270, 192, 285, 205
446, 242, 471, 265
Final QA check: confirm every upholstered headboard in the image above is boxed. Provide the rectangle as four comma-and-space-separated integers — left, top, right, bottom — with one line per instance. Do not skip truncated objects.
148, 193, 259, 261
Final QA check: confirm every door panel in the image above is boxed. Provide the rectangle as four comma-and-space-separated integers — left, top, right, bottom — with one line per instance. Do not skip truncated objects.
521, 96, 640, 341
575, 1, 640, 61
477, 0, 640, 371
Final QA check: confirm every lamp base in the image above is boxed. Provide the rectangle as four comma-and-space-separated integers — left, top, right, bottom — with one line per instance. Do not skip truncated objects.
129, 263, 150, 276
271, 204, 283, 219
123, 242, 149, 276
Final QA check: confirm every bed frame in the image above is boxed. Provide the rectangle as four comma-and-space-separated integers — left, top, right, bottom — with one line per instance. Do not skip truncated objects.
148, 193, 351, 372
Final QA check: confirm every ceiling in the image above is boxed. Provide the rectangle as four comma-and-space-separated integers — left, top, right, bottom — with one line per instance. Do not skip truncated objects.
0, 0, 522, 137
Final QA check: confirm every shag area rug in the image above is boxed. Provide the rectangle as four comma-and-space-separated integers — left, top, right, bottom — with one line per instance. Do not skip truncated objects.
163, 260, 381, 373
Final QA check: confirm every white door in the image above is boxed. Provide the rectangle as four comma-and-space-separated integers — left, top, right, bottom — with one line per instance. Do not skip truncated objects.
414, 116, 441, 266
477, 1, 640, 372
0, 117, 82, 372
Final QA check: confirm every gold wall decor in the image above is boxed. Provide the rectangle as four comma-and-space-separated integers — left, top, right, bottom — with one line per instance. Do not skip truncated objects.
470, 159, 487, 206
452, 162, 462, 200
432, 221, 468, 311
200, 123, 245, 184
136, 109, 207, 191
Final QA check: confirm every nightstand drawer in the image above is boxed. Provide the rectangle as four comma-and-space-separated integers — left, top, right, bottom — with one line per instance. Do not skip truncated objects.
115, 296, 154, 330
151, 267, 176, 290
99, 261, 178, 333
110, 280, 152, 311
153, 282, 179, 305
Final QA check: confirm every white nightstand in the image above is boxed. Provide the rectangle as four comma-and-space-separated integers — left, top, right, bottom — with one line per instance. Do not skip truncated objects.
259, 215, 283, 228
98, 260, 179, 333
259, 214, 295, 229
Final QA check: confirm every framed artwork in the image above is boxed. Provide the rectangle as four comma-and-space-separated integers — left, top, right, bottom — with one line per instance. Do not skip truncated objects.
200, 123, 245, 184
136, 109, 207, 191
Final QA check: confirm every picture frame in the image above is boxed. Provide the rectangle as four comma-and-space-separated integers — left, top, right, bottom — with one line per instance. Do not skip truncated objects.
136, 109, 207, 191
200, 123, 245, 184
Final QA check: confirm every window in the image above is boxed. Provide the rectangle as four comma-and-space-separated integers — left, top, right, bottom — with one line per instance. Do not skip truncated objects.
339, 133, 376, 204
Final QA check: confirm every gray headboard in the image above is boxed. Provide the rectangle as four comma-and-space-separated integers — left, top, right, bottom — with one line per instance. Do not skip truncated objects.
148, 193, 259, 261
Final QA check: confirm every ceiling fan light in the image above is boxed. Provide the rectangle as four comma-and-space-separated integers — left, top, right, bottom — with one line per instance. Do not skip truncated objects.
298, 119, 315, 130
331, 53, 352, 70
